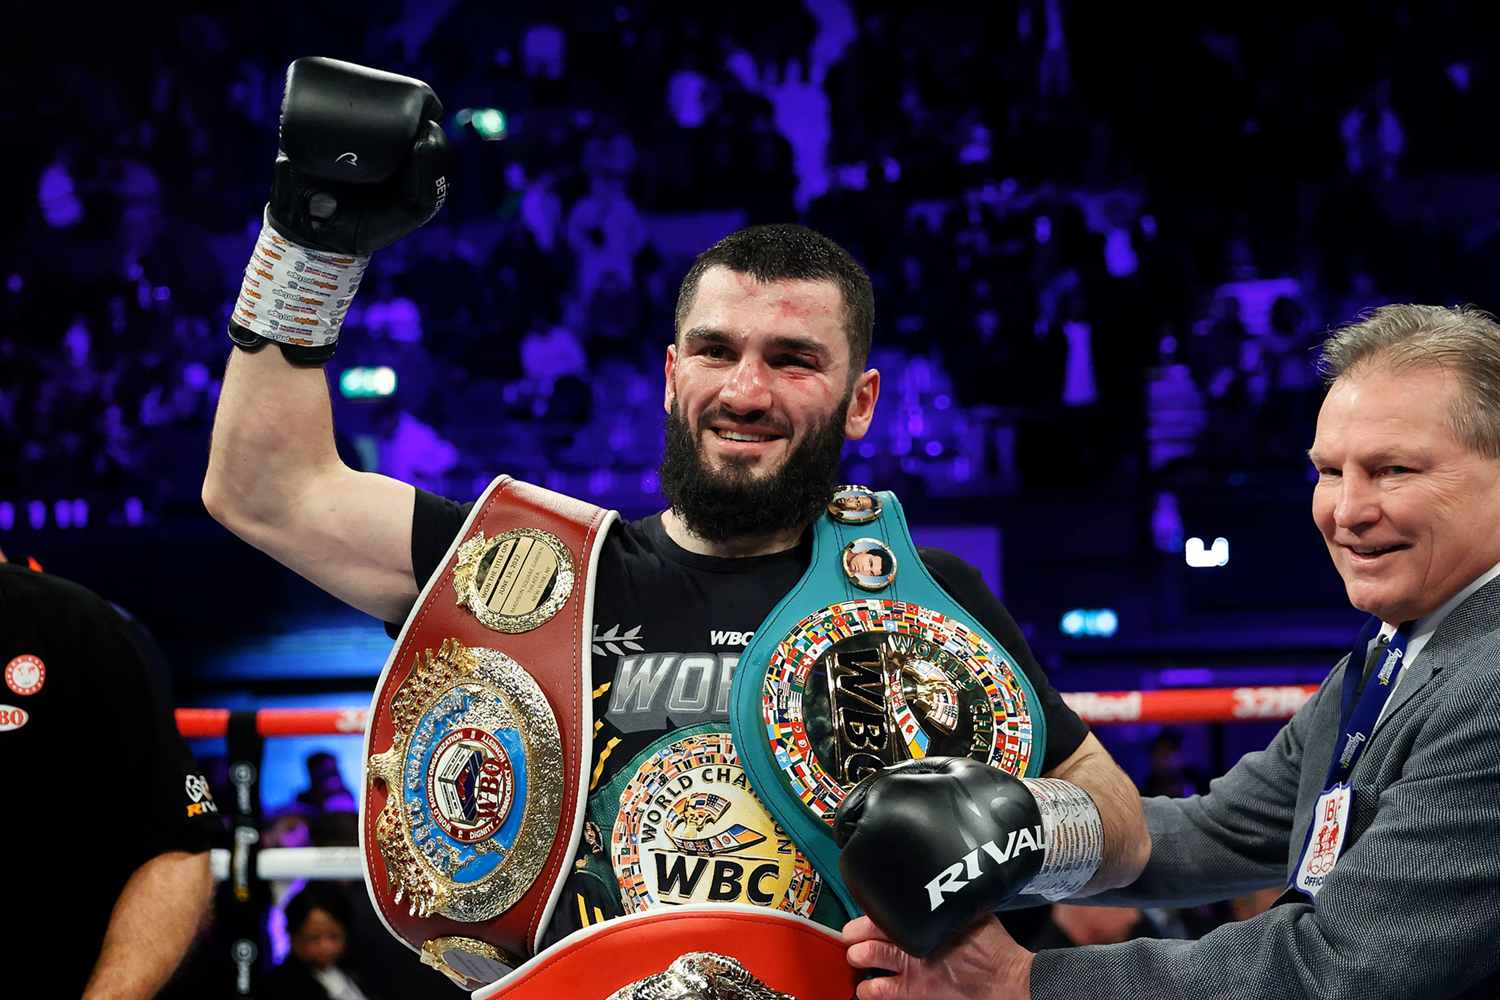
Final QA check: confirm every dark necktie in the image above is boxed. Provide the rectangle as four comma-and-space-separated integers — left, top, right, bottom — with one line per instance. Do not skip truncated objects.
1354, 633, 1391, 700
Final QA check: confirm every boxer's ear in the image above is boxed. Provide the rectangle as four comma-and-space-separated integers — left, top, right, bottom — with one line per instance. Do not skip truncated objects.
844, 368, 880, 439
664, 344, 678, 414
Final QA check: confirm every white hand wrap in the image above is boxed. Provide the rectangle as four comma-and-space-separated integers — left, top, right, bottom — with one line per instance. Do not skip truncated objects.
232, 209, 370, 349
1018, 777, 1104, 901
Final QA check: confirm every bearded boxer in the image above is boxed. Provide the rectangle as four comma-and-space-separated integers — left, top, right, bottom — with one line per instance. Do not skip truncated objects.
840, 304, 1500, 1000
203, 58, 1147, 996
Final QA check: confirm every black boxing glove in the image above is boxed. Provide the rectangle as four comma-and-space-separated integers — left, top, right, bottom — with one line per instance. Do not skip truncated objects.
229, 57, 450, 365
835, 757, 1102, 959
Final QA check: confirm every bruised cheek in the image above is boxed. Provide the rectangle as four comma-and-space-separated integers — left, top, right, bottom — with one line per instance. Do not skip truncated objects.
778, 371, 842, 410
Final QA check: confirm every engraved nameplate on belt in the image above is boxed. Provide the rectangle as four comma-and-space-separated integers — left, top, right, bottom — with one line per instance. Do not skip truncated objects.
453, 528, 575, 633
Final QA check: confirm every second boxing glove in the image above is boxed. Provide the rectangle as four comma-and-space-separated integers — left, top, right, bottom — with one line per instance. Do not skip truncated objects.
835, 757, 1103, 958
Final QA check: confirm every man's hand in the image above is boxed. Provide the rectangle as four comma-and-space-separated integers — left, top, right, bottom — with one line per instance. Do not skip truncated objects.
844, 913, 1033, 1000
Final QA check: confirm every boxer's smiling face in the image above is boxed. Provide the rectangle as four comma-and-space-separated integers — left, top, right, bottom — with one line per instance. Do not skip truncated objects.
1311, 363, 1500, 624
665, 267, 876, 477
658, 266, 879, 544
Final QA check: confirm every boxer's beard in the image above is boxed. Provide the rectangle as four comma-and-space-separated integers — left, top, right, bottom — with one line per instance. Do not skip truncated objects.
659, 397, 848, 544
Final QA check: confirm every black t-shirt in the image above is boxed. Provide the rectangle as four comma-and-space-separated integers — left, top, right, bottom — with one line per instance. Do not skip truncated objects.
0, 564, 223, 998
399, 488, 1089, 793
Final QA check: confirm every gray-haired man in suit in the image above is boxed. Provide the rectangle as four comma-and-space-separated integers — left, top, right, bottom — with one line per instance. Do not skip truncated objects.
844, 303, 1500, 999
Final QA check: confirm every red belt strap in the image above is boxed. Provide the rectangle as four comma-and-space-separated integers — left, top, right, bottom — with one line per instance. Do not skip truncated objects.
362, 476, 615, 967
475, 905, 861, 1000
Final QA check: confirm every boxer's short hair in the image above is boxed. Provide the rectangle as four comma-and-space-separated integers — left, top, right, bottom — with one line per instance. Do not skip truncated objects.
1320, 303, 1500, 458
675, 224, 875, 376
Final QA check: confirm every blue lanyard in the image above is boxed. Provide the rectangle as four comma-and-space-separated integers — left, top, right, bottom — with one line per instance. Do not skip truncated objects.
1324, 617, 1411, 790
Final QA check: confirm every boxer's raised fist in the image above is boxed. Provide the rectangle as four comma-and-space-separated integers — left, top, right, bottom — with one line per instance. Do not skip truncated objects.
270, 57, 448, 255
229, 57, 449, 364
835, 757, 1046, 958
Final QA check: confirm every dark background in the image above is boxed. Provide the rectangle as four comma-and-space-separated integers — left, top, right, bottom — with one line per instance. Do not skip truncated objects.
2, 1, 1496, 986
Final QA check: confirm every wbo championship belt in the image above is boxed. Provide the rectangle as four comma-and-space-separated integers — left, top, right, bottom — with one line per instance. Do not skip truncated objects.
362, 476, 617, 989
730, 486, 1046, 915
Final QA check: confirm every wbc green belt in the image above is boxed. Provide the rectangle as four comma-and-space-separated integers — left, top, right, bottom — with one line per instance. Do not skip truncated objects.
730, 487, 1046, 916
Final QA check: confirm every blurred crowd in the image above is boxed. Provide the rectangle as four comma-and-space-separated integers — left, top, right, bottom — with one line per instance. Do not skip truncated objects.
7, 1, 1500, 519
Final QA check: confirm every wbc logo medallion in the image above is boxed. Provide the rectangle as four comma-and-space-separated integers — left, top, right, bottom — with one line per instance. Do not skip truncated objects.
764, 599, 1035, 823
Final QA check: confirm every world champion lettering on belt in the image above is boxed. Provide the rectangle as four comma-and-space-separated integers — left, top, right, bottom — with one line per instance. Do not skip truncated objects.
367, 638, 565, 924
604, 726, 822, 918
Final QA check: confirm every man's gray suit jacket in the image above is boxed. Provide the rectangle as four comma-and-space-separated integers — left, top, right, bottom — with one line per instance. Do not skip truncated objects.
1031, 577, 1500, 1000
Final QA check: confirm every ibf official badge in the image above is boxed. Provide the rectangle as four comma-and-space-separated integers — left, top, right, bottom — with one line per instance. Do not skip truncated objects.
764, 600, 1034, 823
452, 528, 575, 633
1294, 782, 1352, 899
368, 638, 565, 922
609, 728, 821, 917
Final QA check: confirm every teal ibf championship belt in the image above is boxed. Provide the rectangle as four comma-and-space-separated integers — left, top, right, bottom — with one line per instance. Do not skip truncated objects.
730, 486, 1046, 915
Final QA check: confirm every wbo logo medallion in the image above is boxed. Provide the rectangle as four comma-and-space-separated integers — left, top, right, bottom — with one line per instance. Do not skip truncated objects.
427, 727, 516, 844
609, 728, 821, 917
368, 638, 564, 922
764, 599, 1035, 824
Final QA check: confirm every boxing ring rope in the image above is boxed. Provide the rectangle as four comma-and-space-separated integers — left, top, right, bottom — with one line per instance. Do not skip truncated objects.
189, 685, 1319, 883
209, 845, 365, 881
177, 684, 1321, 740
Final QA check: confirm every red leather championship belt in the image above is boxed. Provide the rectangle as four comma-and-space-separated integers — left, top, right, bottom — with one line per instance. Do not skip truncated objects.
473, 905, 856, 1000
362, 476, 617, 988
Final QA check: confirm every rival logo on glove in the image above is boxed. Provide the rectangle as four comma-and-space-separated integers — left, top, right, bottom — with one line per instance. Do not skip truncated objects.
925, 824, 1045, 910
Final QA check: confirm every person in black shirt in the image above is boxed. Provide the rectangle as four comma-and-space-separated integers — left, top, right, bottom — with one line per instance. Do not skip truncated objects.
204, 223, 1147, 943
0, 550, 222, 999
